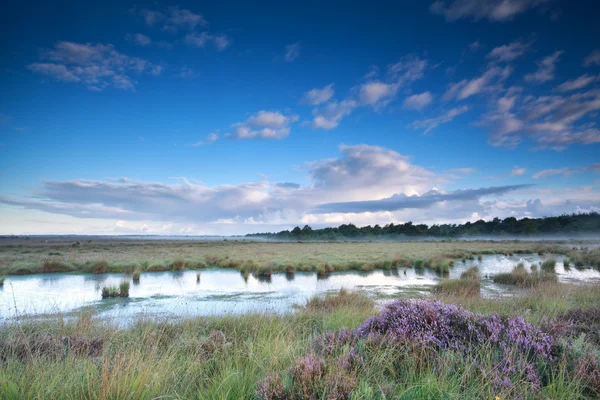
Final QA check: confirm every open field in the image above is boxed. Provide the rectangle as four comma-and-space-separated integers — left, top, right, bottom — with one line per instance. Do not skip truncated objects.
1, 282, 600, 399
0, 236, 587, 276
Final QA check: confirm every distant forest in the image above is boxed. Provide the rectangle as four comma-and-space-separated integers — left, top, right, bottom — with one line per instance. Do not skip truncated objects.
246, 213, 600, 239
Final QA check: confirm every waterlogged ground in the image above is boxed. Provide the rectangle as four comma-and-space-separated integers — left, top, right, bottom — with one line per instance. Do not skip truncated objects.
1, 253, 599, 322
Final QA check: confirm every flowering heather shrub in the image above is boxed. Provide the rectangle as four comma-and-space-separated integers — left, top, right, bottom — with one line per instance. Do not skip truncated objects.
357, 300, 554, 359
311, 328, 357, 356
324, 372, 356, 400
543, 307, 600, 346
291, 355, 326, 399
575, 354, 600, 396
256, 373, 288, 400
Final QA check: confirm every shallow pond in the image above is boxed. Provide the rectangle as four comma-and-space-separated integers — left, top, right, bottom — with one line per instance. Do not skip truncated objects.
1, 254, 599, 322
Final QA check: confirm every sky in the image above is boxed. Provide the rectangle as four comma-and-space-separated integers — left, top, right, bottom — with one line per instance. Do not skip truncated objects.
0, 0, 599, 235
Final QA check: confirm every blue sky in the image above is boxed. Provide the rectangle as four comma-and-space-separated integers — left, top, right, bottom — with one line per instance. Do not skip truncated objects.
0, 0, 599, 235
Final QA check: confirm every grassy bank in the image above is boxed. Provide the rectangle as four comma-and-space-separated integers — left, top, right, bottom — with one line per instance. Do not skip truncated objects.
1, 284, 599, 399
0, 238, 576, 276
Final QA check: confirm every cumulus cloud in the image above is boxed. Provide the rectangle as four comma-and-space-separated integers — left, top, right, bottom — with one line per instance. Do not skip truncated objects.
302, 84, 334, 105
3, 144, 598, 234
311, 100, 357, 129
584, 50, 600, 67
27, 41, 160, 91
311, 55, 428, 129
184, 32, 230, 51
410, 106, 469, 134
284, 43, 300, 62
524, 51, 563, 83
487, 40, 530, 62
230, 111, 299, 139
359, 81, 398, 107
402, 91, 433, 110
430, 0, 554, 22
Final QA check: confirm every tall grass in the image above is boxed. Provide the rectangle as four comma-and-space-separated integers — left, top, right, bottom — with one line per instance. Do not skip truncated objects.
1, 284, 599, 399
101, 280, 130, 298
493, 262, 557, 287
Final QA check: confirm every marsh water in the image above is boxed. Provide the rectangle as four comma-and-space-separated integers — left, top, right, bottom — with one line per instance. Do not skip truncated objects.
1, 253, 599, 323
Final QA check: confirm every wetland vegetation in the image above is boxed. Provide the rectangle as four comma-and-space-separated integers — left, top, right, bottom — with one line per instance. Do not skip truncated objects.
2, 237, 600, 398
2, 236, 598, 277
1, 283, 600, 399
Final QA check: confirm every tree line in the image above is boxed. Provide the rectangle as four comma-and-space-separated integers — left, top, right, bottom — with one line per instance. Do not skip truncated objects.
246, 212, 600, 239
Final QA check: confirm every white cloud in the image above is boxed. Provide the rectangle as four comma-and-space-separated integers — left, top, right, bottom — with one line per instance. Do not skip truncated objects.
311, 100, 357, 130
136, 7, 207, 32
410, 106, 469, 134
430, 0, 553, 22
387, 55, 428, 84
3, 145, 599, 234
484, 88, 600, 150
584, 49, 600, 67
444, 66, 512, 100
555, 74, 598, 92
532, 163, 600, 178
532, 168, 572, 179
192, 133, 219, 146
125, 33, 152, 46
302, 84, 334, 105
230, 111, 299, 139
185, 32, 230, 51
402, 91, 433, 110
26, 41, 160, 91
284, 43, 300, 62
309, 55, 428, 130
487, 40, 530, 62
359, 81, 398, 107
511, 166, 527, 176
524, 51, 563, 83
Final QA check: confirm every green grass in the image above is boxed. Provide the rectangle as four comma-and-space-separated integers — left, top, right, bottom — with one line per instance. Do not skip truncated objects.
0, 238, 572, 276
1, 283, 599, 399
433, 278, 481, 297
0, 275, 4, 286
493, 263, 557, 287
132, 267, 141, 282
541, 258, 557, 273
100, 280, 130, 298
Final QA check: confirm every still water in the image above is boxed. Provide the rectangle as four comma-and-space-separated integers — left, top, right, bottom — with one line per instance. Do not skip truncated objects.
1, 254, 599, 322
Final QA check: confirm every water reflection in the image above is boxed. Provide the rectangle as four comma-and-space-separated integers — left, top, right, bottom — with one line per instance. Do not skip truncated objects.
1, 253, 599, 322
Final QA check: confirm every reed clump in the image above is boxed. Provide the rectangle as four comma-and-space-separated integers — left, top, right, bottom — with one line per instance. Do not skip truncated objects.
101, 281, 130, 298
493, 262, 557, 287
132, 268, 141, 283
